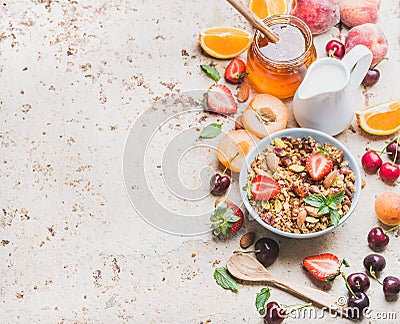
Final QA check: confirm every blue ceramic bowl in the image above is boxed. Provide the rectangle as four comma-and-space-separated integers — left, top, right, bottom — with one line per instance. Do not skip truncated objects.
239, 128, 361, 239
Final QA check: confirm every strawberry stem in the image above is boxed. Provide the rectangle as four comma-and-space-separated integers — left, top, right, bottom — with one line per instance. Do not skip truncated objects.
372, 57, 388, 69
342, 272, 358, 298
369, 265, 383, 285
222, 152, 239, 175
385, 224, 400, 234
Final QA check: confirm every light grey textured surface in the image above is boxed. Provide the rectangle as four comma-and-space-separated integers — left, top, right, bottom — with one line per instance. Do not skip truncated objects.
1, 0, 399, 323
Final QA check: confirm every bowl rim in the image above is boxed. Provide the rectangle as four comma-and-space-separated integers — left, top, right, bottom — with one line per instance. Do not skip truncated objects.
239, 128, 362, 239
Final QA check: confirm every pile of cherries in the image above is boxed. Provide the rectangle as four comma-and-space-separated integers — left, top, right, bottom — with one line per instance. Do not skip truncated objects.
361, 137, 400, 184
344, 225, 400, 319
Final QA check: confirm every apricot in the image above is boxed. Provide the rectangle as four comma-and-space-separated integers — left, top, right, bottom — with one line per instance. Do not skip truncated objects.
217, 130, 258, 173
375, 192, 400, 226
242, 94, 289, 138
290, 0, 340, 35
345, 23, 388, 66
339, 0, 380, 27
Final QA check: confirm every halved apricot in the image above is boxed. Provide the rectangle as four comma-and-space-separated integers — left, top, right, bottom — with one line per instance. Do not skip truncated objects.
242, 94, 289, 138
217, 130, 258, 173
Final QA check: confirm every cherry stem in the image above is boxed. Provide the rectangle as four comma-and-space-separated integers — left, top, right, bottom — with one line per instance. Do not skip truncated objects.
285, 303, 313, 314
369, 265, 383, 285
342, 272, 358, 298
372, 57, 388, 69
328, 48, 337, 58
391, 137, 399, 165
385, 224, 400, 234
366, 136, 400, 157
233, 249, 260, 254
222, 152, 239, 175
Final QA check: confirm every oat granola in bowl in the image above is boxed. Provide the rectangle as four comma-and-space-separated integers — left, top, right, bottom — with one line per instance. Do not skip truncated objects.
239, 128, 361, 238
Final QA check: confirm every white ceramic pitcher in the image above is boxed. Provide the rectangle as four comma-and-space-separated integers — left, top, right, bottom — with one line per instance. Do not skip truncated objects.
293, 45, 373, 135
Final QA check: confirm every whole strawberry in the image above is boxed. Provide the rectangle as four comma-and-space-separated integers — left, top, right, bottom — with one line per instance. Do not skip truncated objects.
224, 58, 247, 84
211, 200, 244, 236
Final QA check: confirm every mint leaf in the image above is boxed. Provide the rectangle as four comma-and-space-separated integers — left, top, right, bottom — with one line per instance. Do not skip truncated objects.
329, 208, 341, 227
255, 288, 271, 315
199, 123, 222, 139
213, 267, 238, 292
200, 64, 221, 82
304, 194, 325, 208
318, 205, 330, 215
327, 190, 345, 209
342, 258, 350, 267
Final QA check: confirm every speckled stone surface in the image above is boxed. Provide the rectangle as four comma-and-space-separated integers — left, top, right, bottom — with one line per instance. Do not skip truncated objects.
1, 0, 399, 323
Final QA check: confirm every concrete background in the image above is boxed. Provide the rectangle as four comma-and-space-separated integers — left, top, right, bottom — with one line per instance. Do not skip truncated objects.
1, 0, 399, 322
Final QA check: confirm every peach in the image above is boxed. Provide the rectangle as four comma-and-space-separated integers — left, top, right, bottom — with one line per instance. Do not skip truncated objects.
290, 0, 340, 35
339, 0, 381, 27
345, 23, 388, 66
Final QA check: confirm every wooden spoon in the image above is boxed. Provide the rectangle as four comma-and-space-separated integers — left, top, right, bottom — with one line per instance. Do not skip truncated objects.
226, 0, 280, 43
227, 253, 348, 317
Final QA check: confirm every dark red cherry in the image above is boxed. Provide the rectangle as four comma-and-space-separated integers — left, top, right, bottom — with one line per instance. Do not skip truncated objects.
367, 227, 389, 251
210, 173, 230, 196
325, 40, 345, 59
361, 150, 382, 174
347, 273, 370, 293
383, 276, 400, 300
379, 162, 400, 184
363, 254, 386, 275
362, 69, 380, 87
264, 301, 286, 324
347, 292, 369, 319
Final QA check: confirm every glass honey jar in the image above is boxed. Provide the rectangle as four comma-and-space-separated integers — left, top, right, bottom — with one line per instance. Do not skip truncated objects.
246, 15, 317, 99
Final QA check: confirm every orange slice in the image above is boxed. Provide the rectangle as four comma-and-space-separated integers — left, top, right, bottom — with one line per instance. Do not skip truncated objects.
248, 0, 288, 20
199, 27, 252, 59
242, 94, 289, 138
217, 130, 258, 173
355, 99, 400, 136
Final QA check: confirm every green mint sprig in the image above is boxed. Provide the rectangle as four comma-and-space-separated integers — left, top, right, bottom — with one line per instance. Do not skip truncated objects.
213, 267, 238, 292
303, 190, 345, 227
255, 288, 271, 315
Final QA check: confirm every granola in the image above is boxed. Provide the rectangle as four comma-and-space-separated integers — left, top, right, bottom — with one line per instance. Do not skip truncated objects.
246, 136, 356, 234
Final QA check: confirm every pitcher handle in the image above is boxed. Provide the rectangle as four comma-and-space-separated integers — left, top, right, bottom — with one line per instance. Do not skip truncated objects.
342, 45, 373, 89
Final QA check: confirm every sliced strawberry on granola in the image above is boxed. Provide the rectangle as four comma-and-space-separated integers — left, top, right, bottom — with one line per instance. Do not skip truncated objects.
306, 151, 333, 180
251, 175, 281, 200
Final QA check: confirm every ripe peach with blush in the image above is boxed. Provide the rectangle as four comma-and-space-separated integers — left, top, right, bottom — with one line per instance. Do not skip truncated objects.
290, 0, 340, 35
345, 23, 388, 66
339, 0, 381, 27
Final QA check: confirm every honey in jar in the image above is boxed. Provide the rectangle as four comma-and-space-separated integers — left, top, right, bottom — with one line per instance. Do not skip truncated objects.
246, 15, 317, 99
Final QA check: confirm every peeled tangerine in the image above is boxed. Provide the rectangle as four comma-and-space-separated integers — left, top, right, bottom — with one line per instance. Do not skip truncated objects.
375, 192, 400, 226
217, 130, 258, 173
242, 94, 289, 138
